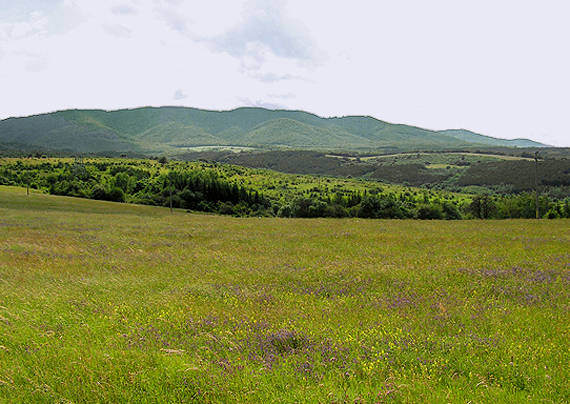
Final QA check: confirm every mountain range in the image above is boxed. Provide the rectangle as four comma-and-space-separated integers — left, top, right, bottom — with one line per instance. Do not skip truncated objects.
0, 106, 547, 154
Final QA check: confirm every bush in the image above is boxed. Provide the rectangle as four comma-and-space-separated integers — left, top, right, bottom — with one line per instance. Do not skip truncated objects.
90, 185, 108, 200
358, 195, 406, 219
415, 204, 444, 220
441, 202, 462, 220
544, 208, 560, 219
219, 202, 236, 215
277, 204, 293, 218
108, 187, 125, 202
91, 185, 125, 202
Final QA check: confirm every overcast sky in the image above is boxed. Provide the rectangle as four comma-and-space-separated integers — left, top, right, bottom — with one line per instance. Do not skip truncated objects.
0, 0, 568, 146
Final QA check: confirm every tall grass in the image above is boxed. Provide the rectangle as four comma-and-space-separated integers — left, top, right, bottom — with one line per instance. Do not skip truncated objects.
0, 186, 568, 402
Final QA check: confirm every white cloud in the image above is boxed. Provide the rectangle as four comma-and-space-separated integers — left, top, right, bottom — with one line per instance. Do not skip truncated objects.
103, 23, 131, 38
238, 97, 286, 110
268, 93, 295, 100
247, 72, 298, 83
0, 0, 84, 39
155, 6, 189, 34
111, 4, 138, 16
173, 89, 187, 100
204, 0, 323, 71
15, 51, 49, 72
153, 0, 322, 82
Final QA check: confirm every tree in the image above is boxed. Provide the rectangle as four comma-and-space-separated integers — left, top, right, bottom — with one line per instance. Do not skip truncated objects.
415, 204, 444, 220
469, 194, 495, 219
113, 172, 131, 193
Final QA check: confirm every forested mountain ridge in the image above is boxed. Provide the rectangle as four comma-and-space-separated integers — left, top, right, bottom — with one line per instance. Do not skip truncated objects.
0, 106, 547, 153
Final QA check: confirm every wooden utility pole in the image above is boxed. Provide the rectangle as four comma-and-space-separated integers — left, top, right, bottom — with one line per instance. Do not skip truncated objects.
534, 151, 539, 219
169, 179, 173, 214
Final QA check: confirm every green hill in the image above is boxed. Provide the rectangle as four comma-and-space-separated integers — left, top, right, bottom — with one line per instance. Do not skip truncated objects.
0, 106, 547, 154
438, 129, 547, 148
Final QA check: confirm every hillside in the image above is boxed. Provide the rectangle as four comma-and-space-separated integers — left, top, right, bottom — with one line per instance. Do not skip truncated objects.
438, 129, 547, 148
0, 106, 547, 154
177, 150, 570, 197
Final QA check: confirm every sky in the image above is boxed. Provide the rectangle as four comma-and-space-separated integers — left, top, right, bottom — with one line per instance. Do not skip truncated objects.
0, 0, 569, 146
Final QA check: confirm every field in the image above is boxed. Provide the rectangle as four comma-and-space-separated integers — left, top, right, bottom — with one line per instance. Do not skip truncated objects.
176, 146, 259, 153
177, 150, 570, 196
0, 186, 569, 402
329, 152, 534, 163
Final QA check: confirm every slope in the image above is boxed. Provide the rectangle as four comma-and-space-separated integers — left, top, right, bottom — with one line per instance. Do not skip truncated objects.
0, 106, 548, 153
438, 129, 547, 148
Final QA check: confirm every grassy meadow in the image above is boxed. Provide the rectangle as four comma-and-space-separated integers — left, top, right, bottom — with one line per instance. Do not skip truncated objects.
0, 186, 568, 402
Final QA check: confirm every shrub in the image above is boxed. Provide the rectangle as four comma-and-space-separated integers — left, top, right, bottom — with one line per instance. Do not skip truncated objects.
415, 204, 444, 220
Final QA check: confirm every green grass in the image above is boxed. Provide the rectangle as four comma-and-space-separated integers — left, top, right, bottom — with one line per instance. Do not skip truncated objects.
360, 152, 532, 163
0, 186, 568, 402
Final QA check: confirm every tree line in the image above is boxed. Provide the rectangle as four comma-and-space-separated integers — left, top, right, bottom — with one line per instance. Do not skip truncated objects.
0, 159, 568, 219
